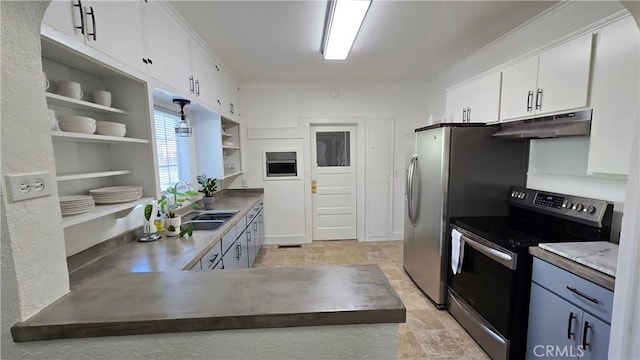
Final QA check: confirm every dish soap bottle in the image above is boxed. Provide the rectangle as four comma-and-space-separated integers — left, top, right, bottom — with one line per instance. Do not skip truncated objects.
153, 209, 164, 233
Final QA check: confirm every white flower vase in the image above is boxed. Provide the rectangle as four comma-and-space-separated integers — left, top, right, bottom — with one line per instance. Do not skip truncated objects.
203, 196, 215, 210
165, 216, 182, 237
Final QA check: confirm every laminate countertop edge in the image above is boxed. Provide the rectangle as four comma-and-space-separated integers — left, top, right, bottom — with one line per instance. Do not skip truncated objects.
529, 247, 615, 291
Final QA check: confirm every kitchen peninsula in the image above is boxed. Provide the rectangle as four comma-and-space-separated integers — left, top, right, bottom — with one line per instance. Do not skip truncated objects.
9, 189, 405, 359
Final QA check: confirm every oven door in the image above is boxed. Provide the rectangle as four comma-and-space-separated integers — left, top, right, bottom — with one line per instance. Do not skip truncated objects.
449, 225, 518, 337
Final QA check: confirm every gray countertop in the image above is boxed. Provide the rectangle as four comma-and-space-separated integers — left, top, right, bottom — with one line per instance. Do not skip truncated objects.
69, 189, 265, 288
529, 245, 616, 291
11, 265, 406, 342
13, 189, 405, 342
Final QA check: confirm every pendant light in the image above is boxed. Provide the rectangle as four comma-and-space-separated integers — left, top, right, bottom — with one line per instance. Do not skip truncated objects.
173, 98, 192, 137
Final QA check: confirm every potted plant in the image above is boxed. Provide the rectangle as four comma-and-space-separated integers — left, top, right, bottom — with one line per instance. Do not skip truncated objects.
197, 174, 217, 210
158, 186, 200, 237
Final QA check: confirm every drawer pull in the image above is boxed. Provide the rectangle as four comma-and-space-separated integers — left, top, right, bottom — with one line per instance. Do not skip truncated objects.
567, 312, 576, 339
208, 253, 219, 263
566, 286, 600, 304
581, 321, 591, 350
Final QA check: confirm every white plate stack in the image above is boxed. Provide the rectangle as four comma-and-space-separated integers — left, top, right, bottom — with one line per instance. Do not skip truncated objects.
59, 195, 95, 216
89, 186, 143, 204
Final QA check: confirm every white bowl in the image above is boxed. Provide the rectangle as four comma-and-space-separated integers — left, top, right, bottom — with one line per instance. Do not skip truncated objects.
96, 120, 126, 137
57, 115, 96, 134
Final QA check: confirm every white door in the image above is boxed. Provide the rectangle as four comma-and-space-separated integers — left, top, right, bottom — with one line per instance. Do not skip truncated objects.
466, 72, 502, 123
42, 0, 85, 42
445, 84, 468, 123
311, 125, 357, 240
190, 39, 219, 110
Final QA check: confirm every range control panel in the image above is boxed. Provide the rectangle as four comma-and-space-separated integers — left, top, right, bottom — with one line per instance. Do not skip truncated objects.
508, 187, 612, 228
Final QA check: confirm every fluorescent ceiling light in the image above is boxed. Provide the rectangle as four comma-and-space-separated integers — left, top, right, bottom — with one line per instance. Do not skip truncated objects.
323, 0, 372, 60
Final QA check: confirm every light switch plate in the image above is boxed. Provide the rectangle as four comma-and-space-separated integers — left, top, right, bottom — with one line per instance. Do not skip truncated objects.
5, 172, 53, 202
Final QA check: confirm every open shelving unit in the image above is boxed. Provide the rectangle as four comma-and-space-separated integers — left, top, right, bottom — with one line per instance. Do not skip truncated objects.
43, 36, 157, 233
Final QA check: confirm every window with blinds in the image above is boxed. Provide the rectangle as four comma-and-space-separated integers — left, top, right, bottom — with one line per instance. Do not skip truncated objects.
154, 108, 192, 192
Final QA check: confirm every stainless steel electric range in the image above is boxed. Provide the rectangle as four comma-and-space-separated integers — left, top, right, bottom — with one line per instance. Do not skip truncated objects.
447, 186, 613, 360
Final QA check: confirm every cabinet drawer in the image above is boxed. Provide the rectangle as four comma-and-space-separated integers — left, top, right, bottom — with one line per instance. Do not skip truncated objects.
220, 229, 237, 256
532, 258, 613, 323
202, 243, 222, 271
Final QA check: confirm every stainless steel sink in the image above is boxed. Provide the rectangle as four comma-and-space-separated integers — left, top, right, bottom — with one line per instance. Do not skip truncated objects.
182, 220, 225, 231
190, 210, 239, 221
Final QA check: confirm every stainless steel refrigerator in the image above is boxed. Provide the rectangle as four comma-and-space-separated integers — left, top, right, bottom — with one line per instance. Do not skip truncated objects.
403, 124, 528, 308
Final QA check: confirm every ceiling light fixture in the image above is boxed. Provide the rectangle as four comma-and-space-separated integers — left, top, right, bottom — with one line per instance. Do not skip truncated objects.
173, 98, 192, 137
322, 0, 372, 60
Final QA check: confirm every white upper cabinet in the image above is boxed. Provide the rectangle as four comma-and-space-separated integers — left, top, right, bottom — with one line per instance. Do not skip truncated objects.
500, 56, 539, 120
219, 67, 240, 119
446, 72, 501, 123
42, 0, 146, 74
190, 40, 219, 110
587, 16, 640, 176
85, 1, 146, 73
536, 34, 593, 115
146, 1, 192, 96
500, 34, 593, 122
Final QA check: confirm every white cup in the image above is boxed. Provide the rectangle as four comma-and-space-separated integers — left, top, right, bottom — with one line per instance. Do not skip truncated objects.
43, 72, 50, 90
47, 109, 57, 130
57, 80, 83, 100
93, 90, 112, 107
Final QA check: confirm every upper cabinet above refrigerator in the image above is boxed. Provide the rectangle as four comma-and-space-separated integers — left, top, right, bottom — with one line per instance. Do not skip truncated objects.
500, 33, 593, 122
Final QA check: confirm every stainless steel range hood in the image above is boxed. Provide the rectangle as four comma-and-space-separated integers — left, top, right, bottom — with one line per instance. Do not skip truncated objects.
493, 109, 592, 139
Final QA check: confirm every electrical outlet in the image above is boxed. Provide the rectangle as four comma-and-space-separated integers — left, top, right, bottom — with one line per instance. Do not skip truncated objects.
5, 172, 52, 202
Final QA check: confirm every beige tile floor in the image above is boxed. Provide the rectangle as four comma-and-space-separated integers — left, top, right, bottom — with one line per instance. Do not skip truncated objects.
253, 240, 490, 360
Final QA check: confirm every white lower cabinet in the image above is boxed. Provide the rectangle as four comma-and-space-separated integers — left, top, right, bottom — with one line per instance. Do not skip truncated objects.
587, 16, 640, 176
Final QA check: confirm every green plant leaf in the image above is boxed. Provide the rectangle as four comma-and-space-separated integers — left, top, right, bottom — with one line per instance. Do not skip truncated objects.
179, 222, 194, 237
144, 204, 153, 221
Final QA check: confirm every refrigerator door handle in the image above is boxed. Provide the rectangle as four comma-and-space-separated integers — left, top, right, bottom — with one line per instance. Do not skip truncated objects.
408, 154, 418, 226
406, 156, 414, 225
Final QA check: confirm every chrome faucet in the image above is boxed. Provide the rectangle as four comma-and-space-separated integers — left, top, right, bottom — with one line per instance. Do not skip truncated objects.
172, 180, 190, 207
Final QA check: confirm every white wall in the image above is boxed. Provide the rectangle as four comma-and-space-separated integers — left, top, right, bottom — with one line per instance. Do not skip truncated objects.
1, 0, 70, 349
240, 82, 430, 243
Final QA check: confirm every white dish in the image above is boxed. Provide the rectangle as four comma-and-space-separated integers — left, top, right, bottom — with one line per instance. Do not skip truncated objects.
62, 207, 94, 216
57, 115, 96, 134
93, 194, 142, 204
95, 121, 126, 137
59, 195, 94, 202
89, 186, 142, 194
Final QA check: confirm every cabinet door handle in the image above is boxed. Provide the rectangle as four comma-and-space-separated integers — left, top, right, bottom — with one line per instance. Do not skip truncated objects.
527, 91, 533, 112
467, 107, 471, 122
247, 231, 251, 242
566, 286, 600, 304
86, 6, 96, 41
189, 76, 194, 94
195, 80, 200, 96
535, 88, 543, 110
74, 0, 85, 35
462, 108, 466, 122
567, 312, 576, 339
230, 102, 234, 114
142, 58, 148, 64
254, 222, 258, 231
208, 253, 219, 263
581, 321, 591, 350
238, 242, 242, 256
147, 58, 153, 64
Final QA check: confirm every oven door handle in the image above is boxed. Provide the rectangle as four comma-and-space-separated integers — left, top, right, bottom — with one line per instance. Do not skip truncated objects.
461, 234, 516, 270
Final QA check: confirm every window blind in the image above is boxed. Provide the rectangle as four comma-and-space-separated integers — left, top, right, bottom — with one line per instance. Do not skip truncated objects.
154, 108, 191, 192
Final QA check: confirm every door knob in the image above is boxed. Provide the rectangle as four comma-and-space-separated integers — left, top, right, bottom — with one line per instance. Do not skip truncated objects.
311, 180, 317, 194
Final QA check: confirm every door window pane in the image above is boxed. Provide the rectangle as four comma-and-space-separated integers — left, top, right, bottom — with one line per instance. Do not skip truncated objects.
316, 131, 350, 167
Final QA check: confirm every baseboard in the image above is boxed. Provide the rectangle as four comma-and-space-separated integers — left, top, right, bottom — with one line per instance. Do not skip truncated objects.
361, 231, 404, 242
264, 234, 310, 245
